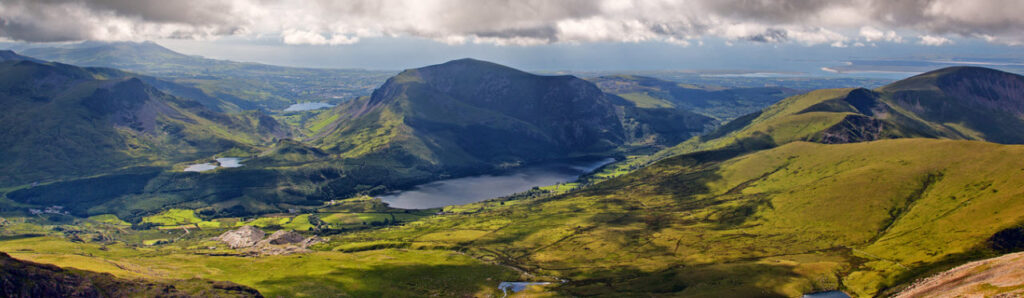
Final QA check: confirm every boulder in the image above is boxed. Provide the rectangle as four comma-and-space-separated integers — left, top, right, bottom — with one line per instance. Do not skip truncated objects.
216, 226, 265, 249
299, 236, 326, 248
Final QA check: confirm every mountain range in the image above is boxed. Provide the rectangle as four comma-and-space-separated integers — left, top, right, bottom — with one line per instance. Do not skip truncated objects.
331, 65, 1024, 296
16, 41, 393, 111
2, 45, 1024, 296
0, 54, 285, 187
0, 53, 718, 219
590, 74, 800, 120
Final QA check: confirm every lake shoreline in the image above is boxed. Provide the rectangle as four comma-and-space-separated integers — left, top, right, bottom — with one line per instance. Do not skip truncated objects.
379, 157, 617, 209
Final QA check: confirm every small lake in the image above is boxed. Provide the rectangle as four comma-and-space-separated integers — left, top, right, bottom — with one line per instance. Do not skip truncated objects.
284, 102, 333, 112
184, 157, 244, 172
379, 158, 615, 209
498, 282, 550, 295
802, 291, 850, 298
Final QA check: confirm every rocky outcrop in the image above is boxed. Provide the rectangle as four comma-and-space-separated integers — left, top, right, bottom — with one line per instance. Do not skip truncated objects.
299, 236, 326, 248
216, 227, 326, 256
216, 226, 265, 249
895, 251, 1024, 297
258, 230, 304, 246
819, 114, 887, 144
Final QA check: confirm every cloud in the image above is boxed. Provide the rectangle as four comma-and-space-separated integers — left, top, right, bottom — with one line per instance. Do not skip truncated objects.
859, 26, 903, 43
919, 35, 954, 46
281, 30, 359, 45
0, 0, 1021, 46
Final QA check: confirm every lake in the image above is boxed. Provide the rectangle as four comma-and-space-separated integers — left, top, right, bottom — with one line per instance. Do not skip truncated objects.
802, 291, 850, 298
284, 102, 333, 112
379, 158, 615, 209
498, 282, 551, 295
184, 157, 244, 172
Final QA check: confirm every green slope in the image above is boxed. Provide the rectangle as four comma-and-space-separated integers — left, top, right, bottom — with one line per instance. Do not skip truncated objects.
590, 74, 799, 120
314, 58, 715, 176
0, 59, 286, 187
19, 41, 393, 111
334, 139, 1024, 296
879, 66, 1024, 143
0, 252, 262, 297
656, 67, 1024, 161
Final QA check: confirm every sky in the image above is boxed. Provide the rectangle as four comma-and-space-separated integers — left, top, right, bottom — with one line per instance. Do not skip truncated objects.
1, 0, 1023, 74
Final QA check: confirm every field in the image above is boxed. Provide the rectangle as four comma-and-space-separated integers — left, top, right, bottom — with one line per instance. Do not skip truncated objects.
0, 237, 520, 297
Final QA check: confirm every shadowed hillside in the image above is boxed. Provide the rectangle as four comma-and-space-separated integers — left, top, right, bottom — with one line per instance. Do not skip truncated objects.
0, 58, 287, 187
0, 252, 262, 297
314, 58, 715, 175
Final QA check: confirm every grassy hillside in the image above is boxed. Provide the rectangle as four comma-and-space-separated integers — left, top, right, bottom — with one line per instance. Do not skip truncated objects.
314, 59, 715, 178
654, 67, 1024, 161
0, 251, 261, 297
0, 236, 519, 297
590, 74, 799, 120
328, 139, 1024, 296
879, 66, 1024, 144
0, 59, 285, 187
19, 41, 392, 111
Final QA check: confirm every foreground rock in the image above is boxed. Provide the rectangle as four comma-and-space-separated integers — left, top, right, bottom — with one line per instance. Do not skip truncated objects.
216, 226, 265, 249
895, 251, 1024, 297
0, 252, 262, 297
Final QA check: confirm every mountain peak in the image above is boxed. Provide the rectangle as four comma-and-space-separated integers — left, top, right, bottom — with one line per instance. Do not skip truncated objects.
0, 50, 44, 63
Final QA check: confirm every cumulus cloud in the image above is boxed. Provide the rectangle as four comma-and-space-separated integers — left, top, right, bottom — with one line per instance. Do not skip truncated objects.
919, 35, 954, 46
860, 26, 903, 43
0, 0, 1020, 46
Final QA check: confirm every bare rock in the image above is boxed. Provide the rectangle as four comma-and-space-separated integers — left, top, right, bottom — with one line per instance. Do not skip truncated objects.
217, 226, 265, 249
299, 236, 326, 248
258, 230, 304, 246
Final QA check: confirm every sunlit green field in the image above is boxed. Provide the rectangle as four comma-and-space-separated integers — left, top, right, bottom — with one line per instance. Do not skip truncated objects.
0, 237, 519, 297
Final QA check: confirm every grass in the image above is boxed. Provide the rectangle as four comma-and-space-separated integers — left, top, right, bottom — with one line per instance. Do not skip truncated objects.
86, 214, 130, 226
142, 209, 204, 226
322, 139, 1024, 297
618, 92, 676, 109
0, 236, 521, 297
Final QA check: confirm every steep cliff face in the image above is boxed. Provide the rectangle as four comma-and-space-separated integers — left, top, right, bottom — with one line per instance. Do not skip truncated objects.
0, 252, 262, 297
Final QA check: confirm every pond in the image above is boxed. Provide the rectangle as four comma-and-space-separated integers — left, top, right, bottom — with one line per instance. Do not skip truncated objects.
379, 158, 615, 209
183, 157, 244, 172
284, 102, 333, 112
498, 282, 550, 296
802, 291, 850, 298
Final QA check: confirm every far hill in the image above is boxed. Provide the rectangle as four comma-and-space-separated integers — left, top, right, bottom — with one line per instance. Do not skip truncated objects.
18, 41, 393, 110
590, 75, 799, 120
0, 50, 43, 63
313, 58, 716, 174
879, 66, 1024, 143
0, 59, 287, 187
657, 66, 1024, 159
